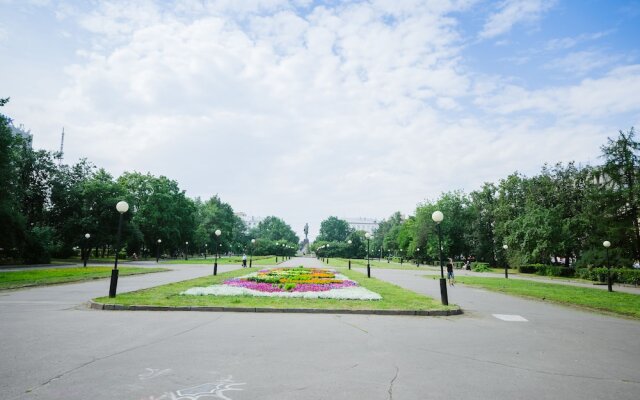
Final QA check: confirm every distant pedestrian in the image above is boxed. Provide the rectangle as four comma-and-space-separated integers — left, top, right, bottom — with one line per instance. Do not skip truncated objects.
447, 258, 455, 286
242, 254, 247, 268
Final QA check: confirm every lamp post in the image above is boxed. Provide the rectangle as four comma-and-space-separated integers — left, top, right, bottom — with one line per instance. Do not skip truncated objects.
185, 241, 189, 261
603, 240, 612, 292
365, 232, 372, 278
213, 229, 221, 275
250, 239, 255, 268
432, 210, 448, 306
204, 243, 208, 260
416, 247, 420, 267
503, 244, 509, 278
156, 239, 162, 263
347, 239, 352, 270
83, 233, 90, 267
399, 249, 403, 266
109, 200, 129, 298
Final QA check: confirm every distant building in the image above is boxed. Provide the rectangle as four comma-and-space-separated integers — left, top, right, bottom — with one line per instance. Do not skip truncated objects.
345, 217, 379, 235
9, 122, 32, 147
236, 212, 263, 231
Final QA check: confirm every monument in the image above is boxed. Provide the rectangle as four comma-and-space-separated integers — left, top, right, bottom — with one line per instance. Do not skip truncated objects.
301, 223, 310, 255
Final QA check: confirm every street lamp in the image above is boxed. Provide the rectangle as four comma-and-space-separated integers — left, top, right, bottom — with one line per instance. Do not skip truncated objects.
83, 233, 90, 267
250, 239, 255, 268
365, 232, 372, 278
213, 229, 221, 275
185, 241, 189, 261
432, 210, 448, 305
503, 244, 509, 278
326, 243, 330, 264
204, 243, 208, 259
109, 200, 129, 298
416, 247, 420, 267
347, 239, 352, 270
156, 239, 162, 263
399, 249, 403, 266
603, 240, 612, 292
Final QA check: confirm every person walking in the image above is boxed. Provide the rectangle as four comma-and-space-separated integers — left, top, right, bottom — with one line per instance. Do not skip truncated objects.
447, 258, 455, 286
242, 254, 247, 268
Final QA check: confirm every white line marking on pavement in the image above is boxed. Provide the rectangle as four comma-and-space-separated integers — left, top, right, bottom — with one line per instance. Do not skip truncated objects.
492, 314, 528, 322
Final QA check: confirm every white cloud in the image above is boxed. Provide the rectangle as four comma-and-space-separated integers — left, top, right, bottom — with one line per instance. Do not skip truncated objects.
479, 0, 556, 39
4, 0, 638, 240
544, 50, 625, 76
475, 65, 640, 119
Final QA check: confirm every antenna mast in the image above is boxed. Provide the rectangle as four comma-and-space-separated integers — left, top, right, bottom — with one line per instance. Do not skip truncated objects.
58, 127, 64, 165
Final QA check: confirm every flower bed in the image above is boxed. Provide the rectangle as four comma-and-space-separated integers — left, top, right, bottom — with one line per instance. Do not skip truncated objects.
181, 266, 382, 300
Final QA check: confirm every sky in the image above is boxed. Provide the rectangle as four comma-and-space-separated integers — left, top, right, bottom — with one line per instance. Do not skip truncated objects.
1, 0, 640, 241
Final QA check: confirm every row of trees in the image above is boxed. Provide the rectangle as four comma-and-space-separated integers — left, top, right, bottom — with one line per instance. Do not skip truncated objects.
313, 128, 639, 268
0, 99, 299, 263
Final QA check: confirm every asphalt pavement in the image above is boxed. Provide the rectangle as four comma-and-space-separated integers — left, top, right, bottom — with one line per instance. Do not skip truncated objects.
1, 257, 639, 400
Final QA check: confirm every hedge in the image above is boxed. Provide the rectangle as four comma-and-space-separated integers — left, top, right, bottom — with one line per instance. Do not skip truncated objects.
576, 267, 640, 285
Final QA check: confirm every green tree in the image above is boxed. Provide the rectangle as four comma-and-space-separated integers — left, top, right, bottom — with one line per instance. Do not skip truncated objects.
0, 98, 27, 259
599, 127, 640, 261
316, 216, 353, 243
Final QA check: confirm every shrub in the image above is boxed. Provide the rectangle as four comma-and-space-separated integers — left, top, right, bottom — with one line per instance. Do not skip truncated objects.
472, 262, 491, 272
518, 264, 538, 273
575, 267, 640, 285
616, 269, 640, 285
535, 265, 575, 277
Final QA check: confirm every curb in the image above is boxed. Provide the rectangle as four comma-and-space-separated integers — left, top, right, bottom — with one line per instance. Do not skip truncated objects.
89, 300, 462, 316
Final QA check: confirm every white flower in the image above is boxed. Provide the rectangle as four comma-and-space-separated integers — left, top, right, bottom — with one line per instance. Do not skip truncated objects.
181, 285, 382, 300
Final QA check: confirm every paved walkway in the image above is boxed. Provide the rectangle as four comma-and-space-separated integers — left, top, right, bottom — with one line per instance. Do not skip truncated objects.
1, 257, 639, 400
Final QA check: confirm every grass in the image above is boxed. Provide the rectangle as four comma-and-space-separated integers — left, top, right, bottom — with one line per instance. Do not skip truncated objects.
326, 257, 441, 272
161, 256, 281, 265
94, 267, 456, 312
454, 276, 640, 319
0, 267, 168, 290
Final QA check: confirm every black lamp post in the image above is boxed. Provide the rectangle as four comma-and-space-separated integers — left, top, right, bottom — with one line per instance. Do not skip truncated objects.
347, 239, 352, 269
250, 238, 255, 268
156, 239, 161, 263
603, 240, 612, 292
503, 244, 509, 278
213, 229, 221, 275
365, 232, 372, 278
432, 210, 448, 306
416, 247, 420, 267
83, 233, 90, 267
326, 243, 330, 264
185, 241, 189, 260
400, 249, 403, 266
204, 243, 207, 260
109, 200, 129, 298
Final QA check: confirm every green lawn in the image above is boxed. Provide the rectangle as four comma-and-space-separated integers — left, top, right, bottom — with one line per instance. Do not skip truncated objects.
455, 276, 640, 319
326, 257, 441, 271
94, 267, 457, 312
0, 266, 168, 290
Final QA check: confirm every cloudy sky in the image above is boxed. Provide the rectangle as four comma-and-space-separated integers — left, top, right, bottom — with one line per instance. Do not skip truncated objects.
2, 0, 640, 240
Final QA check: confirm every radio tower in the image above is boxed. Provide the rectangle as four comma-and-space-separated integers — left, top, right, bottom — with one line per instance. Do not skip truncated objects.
58, 127, 65, 165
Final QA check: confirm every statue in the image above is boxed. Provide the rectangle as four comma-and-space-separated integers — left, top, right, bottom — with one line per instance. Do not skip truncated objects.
301, 223, 310, 255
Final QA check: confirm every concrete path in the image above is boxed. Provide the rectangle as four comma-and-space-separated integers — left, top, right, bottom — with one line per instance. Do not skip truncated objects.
1, 258, 639, 400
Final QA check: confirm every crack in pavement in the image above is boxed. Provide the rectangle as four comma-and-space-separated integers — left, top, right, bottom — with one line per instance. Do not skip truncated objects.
418, 347, 640, 385
334, 315, 368, 334
387, 366, 399, 400
19, 316, 224, 398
